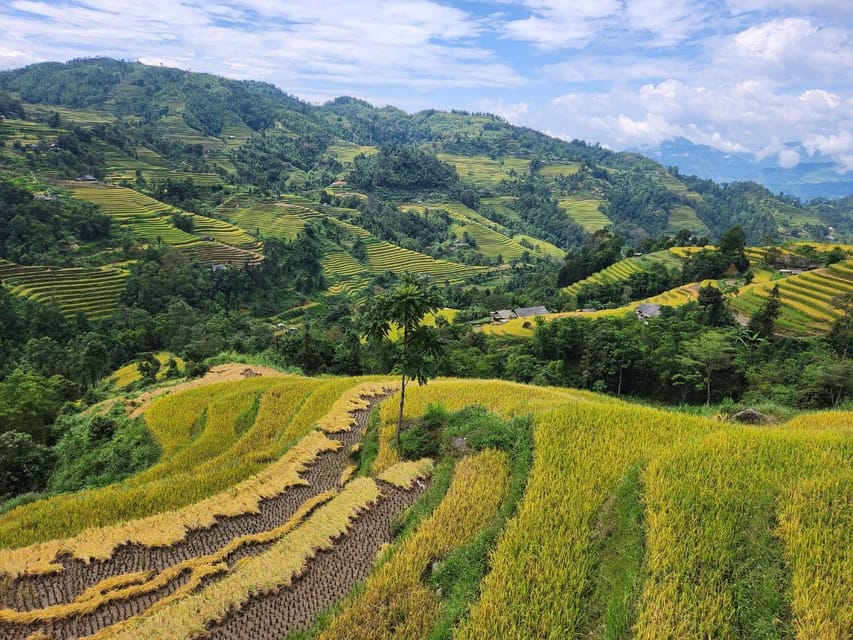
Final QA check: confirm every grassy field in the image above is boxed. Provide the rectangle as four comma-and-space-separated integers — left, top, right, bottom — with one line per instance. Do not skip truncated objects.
558, 196, 611, 232
0, 259, 129, 319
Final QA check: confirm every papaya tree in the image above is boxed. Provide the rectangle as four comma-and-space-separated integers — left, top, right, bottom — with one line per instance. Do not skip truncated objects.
362, 273, 444, 443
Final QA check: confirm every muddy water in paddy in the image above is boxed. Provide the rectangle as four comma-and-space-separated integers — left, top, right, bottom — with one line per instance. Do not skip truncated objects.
0, 393, 423, 640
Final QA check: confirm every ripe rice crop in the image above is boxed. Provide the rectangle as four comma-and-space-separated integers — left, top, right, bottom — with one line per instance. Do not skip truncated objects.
731, 262, 853, 334
0, 377, 364, 558
634, 428, 853, 638
784, 410, 853, 431
97, 478, 382, 640
320, 450, 508, 640
109, 352, 185, 389
0, 374, 849, 638
777, 471, 853, 638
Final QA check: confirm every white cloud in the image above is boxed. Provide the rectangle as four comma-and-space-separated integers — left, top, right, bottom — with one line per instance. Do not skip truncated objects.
522, 80, 851, 170
716, 18, 853, 86
500, 0, 623, 49
0, 0, 524, 91
778, 148, 800, 168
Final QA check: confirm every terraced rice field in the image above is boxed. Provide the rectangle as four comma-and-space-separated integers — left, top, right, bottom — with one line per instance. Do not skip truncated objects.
219, 202, 306, 240
0, 259, 128, 319
189, 216, 257, 249
667, 204, 709, 234
322, 251, 366, 280
322, 251, 371, 297
24, 105, 116, 125
511, 234, 566, 259
178, 242, 263, 266
109, 352, 185, 389
731, 260, 853, 334
564, 251, 680, 296
480, 196, 520, 222
101, 146, 222, 186
0, 377, 433, 640
68, 184, 196, 244
368, 380, 852, 639
332, 219, 489, 284
558, 196, 610, 232
486, 279, 700, 337
0, 119, 62, 145
408, 202, 527, 261
325, 142, 377, 164
0, 374, 849, 639
435, 154, 529, 186
537, 162, 582, 177
69, 184, 261, 263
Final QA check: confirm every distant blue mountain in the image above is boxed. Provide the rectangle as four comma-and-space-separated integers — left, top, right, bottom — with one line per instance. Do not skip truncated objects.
632, 137, 853, 202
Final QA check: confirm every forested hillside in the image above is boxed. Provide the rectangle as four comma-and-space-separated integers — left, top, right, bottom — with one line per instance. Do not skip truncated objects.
0, 57, 851, 511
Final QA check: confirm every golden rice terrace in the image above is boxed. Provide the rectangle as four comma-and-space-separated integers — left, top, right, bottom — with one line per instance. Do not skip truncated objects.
0, 374, 850, 639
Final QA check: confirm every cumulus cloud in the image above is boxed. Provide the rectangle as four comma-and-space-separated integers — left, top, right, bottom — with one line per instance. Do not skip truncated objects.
778, 148, 800, 168
0, 0, 524, 92
518, 80, 851, 170
1, 0, 851, 173
716, 18, 853, 87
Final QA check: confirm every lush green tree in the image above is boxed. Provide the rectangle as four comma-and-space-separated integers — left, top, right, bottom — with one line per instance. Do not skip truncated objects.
747, 285, 781, 337
697, 285, 732, 326
0, 431, 53, 498
678, 329, 738, 405
136, 352, 160, 382
363, 273, 444, 442
829, 292, 853, 358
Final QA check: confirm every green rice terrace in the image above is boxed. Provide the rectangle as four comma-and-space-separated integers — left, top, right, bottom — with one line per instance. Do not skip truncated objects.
435, 153, 530, 186
0, 259, 129, 319
331, 219, 490, 284
558, 196, 611, 232
563, 250, 683, 296
401, 202, 529, 261
68, 184, 263, 265
732, 259, 853, 334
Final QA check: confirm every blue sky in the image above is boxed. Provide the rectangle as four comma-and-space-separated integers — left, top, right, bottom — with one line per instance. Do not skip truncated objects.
1, 1, 851, 171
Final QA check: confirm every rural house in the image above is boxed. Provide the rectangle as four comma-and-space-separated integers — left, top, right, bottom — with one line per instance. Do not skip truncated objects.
636, 303, 662, 319
514, 306, 548, 318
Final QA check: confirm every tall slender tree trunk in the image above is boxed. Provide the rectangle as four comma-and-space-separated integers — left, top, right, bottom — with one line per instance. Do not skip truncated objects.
617, 367, 624, 396
706, 367, 712, 406
396, 372, 407, 444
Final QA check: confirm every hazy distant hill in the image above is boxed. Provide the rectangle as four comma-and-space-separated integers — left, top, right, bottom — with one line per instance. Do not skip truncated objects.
635, 137, 853, 201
